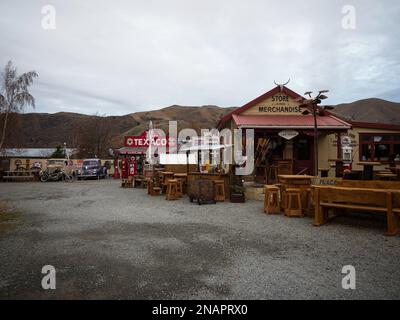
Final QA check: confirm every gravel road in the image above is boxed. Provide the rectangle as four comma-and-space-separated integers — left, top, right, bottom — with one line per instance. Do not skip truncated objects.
0, 179, 399, 300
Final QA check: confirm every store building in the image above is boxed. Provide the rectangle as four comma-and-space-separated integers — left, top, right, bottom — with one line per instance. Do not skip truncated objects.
342, 121, 400, 171
218, 84, 351, 181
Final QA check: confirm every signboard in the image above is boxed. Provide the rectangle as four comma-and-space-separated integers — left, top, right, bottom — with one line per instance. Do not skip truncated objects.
278, 130, 299, 141
243, 93, 303, 115
124, 131, 176, 148
341, 136, 352, 147
258, 105, 302, 113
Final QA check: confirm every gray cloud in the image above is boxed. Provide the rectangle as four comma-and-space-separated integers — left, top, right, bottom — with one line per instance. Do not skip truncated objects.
0, 0, 399, 115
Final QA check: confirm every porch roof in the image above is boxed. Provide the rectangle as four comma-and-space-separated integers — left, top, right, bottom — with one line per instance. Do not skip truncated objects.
232, 114, 351, 130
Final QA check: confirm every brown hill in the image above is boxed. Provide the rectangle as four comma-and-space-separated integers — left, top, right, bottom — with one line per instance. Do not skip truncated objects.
3, 98, 400, 149
330, 98, 400, 125
5, 105, 236, 148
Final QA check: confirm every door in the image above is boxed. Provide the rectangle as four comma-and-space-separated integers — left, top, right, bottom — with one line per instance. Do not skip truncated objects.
293, 135, 314, 175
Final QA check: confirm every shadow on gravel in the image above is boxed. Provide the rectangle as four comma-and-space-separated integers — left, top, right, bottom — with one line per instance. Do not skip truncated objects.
0, 221, 291, 299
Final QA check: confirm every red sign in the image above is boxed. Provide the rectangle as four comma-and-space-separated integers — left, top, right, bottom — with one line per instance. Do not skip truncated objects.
124, 131, 175, 148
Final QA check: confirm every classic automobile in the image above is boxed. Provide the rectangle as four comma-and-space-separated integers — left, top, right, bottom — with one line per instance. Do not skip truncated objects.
77, 159, 105, 180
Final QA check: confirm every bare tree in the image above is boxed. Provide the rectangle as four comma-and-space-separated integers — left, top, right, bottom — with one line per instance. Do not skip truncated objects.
77, 114, 113, 158
0, 61, 38, 149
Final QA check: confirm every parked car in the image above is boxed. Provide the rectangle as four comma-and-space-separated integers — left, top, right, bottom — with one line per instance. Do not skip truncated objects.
77, 159, 105, 180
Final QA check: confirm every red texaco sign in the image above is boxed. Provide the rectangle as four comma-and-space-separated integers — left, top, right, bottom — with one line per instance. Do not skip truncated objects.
124, 131, 175, 148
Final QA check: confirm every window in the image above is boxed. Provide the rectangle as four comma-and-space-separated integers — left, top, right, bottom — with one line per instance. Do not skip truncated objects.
360, 133, 400, 162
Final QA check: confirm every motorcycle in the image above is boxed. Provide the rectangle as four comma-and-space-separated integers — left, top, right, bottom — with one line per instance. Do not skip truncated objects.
40, 168, 74, 182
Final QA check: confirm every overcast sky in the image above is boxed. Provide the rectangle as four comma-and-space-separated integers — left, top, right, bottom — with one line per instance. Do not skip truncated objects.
0, 0, 399, 115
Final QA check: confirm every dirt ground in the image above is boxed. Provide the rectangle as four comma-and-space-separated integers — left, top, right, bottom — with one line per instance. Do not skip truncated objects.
0, 179, 399, 300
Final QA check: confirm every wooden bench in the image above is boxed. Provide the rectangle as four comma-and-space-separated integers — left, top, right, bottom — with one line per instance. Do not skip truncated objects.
3, 175, 35, 182
313, 185, 400, 236
338, 179, 400, 190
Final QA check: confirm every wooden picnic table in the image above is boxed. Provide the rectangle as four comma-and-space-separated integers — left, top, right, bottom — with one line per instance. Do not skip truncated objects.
312, 185, 400, 236
357, 161, 381, 180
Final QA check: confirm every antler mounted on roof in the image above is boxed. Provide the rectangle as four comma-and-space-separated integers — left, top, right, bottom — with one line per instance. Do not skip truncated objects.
274, 79, 290, 91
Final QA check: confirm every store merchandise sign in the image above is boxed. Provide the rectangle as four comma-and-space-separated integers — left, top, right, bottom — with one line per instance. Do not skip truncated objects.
259, 105, 302, 113
278, 130, 299, 140
124, 131, 175, 148
258, 94, 302, 114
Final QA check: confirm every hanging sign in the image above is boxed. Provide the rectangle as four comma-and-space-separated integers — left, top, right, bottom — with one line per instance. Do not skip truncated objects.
341, 136, 352, 147
278, 130, 299, 140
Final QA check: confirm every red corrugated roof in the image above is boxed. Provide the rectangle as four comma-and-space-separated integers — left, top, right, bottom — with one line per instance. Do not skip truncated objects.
348, 121, 400, 131
232, 114, 351, 129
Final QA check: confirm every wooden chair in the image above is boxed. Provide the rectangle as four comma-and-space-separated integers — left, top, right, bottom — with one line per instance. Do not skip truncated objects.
176, 179, 183, 198
174, 173, 188, 194
285, 188, 304, 217
133, 176, 143, 188
166, 179, 179, 201
214, 180, 225, 202
161, 172, 175, 194
147, 179, 161, 196
122, 176, 133, 188
275, 183, 284, 211
264, 185, 280, 214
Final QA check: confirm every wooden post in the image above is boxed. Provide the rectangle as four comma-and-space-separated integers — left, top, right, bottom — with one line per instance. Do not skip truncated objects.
313, 188, 324, 226
386, 192, 399, 236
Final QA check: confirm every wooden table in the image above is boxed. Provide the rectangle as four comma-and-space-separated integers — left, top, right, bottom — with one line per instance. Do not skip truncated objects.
160, 172, 174, 180
278, 175, 315, 214
174, 173, 187, 178
357, 162, 381, 180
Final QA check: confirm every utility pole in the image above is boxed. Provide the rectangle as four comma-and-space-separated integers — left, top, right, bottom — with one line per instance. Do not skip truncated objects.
300, 90, 330, 176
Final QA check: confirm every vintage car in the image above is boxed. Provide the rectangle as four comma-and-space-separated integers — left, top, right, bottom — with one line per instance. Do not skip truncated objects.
77, 159, 105, 180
